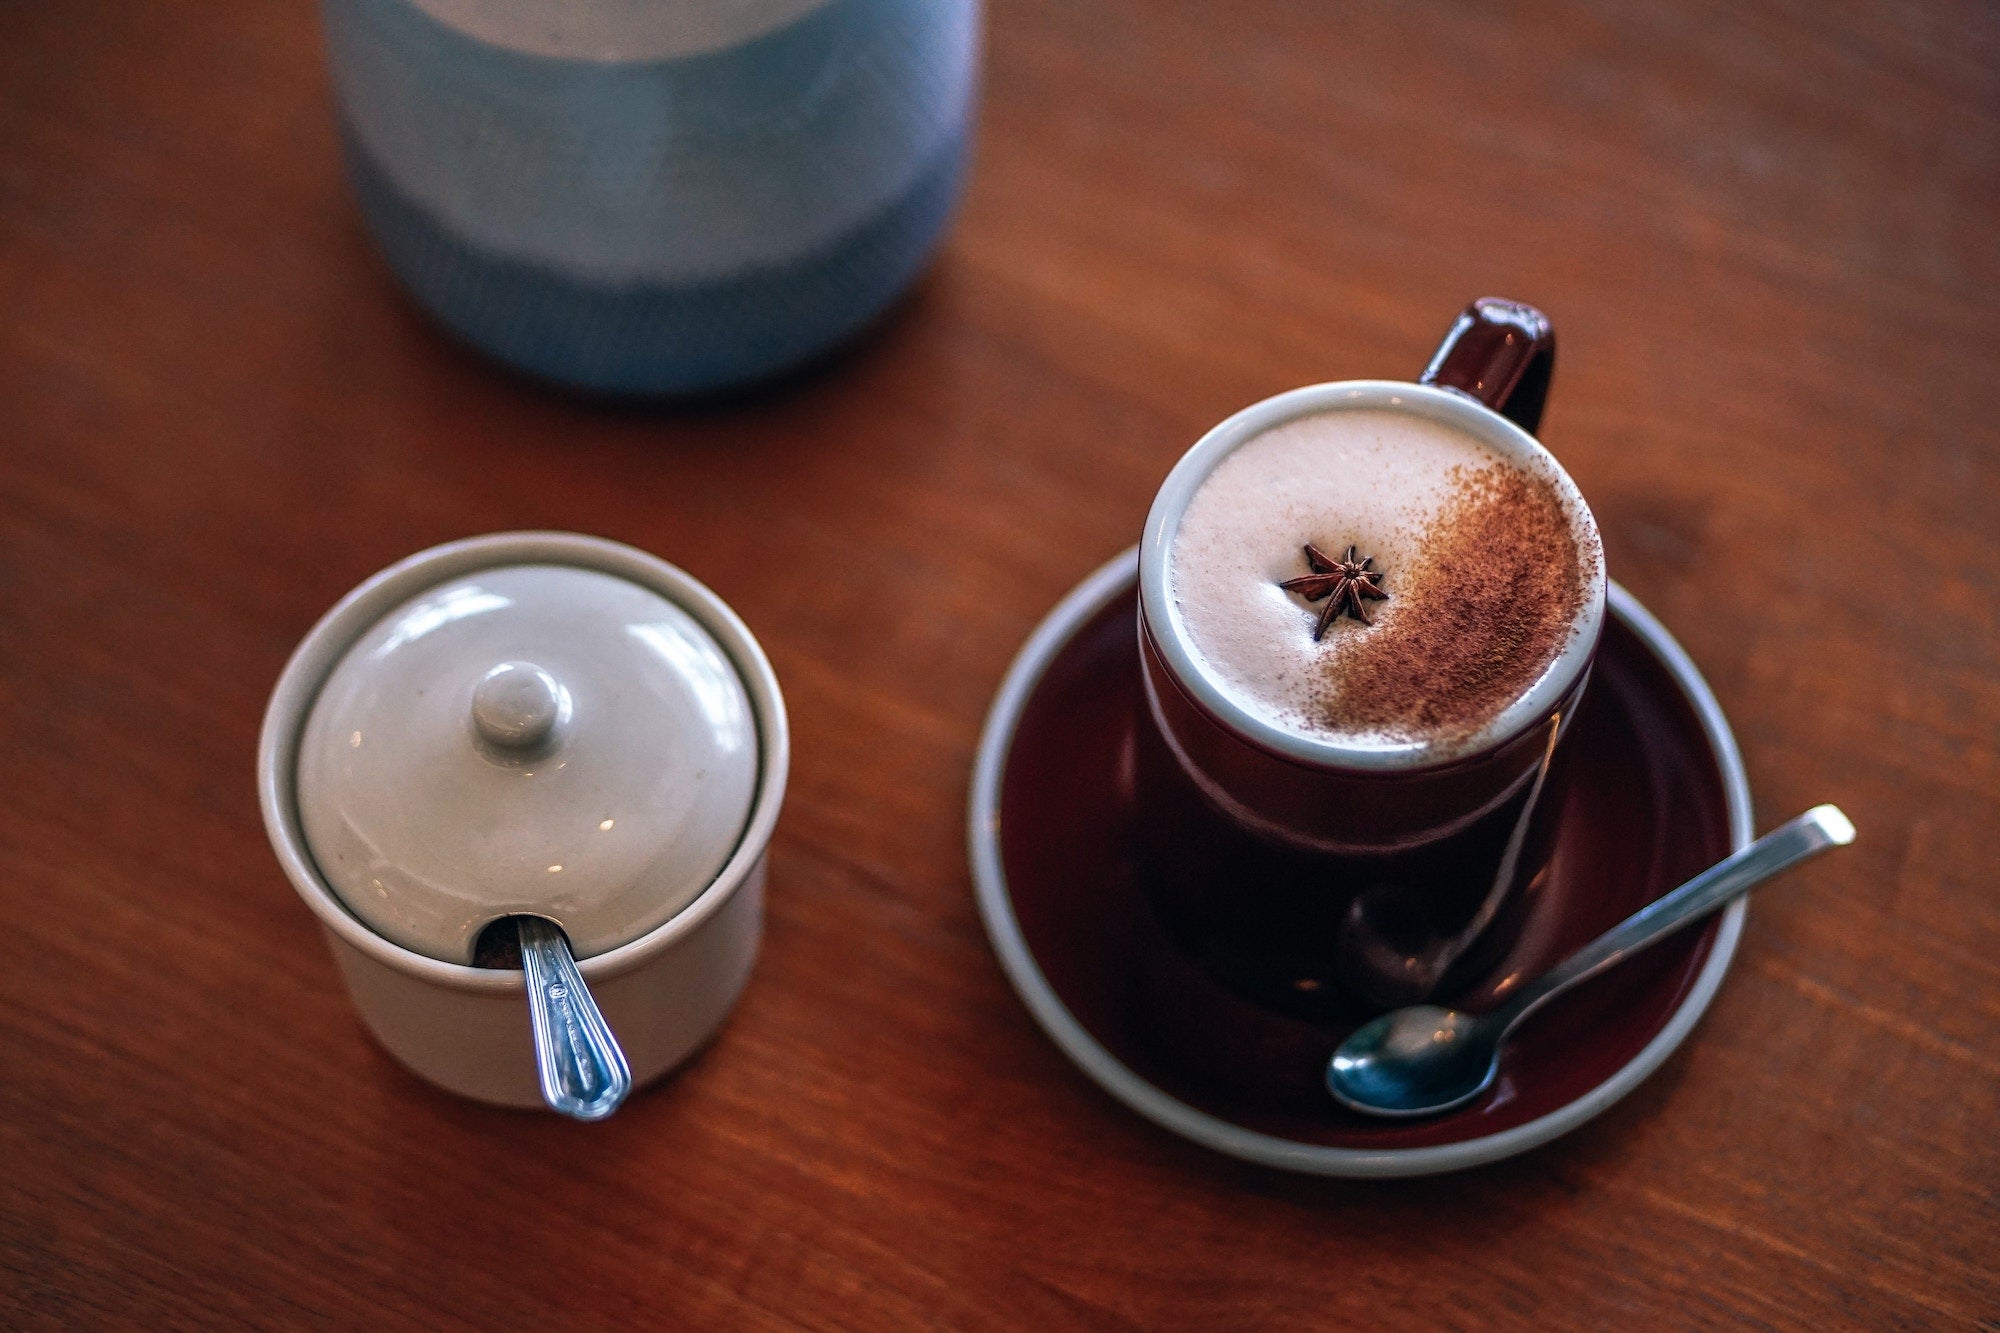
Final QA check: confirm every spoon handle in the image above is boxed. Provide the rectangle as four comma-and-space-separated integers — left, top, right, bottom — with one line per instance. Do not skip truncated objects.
1497, 805, 1855, 1032
517, 917, 632, 1121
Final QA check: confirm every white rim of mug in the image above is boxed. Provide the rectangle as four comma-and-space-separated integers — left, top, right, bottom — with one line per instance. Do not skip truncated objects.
257, 531, 790, 993
1137, 381, 1609, 771
969, 549, 1751, 1178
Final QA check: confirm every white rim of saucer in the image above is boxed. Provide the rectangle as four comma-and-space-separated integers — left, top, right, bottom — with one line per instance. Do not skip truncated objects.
968, 549, 1751, 1178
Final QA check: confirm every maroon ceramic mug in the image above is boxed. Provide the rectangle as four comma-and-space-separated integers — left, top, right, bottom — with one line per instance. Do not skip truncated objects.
1133, 300, 1607, 1023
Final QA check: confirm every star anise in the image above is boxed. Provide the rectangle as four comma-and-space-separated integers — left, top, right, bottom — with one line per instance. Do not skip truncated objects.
1279, 543, 1389, 640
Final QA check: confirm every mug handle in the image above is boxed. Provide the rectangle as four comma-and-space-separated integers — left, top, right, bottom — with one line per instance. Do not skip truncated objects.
1419, 298, 1556, 436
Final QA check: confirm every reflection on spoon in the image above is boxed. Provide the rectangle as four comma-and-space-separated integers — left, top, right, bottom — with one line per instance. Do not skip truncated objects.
513, 916, 631, 1121
1327, 805, 1855, 1118
1333, 716, 1565, 1009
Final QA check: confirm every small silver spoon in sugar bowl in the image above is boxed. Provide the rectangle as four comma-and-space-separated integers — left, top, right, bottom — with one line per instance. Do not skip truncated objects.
509, 916, 631, 1120
1327, 804, 1855, 1119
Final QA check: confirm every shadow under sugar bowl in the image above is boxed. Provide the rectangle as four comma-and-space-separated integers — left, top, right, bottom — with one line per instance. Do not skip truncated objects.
258, 531, 789, 1108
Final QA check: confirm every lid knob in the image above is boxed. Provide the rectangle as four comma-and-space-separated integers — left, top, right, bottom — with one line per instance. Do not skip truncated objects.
472, 662, 569, 752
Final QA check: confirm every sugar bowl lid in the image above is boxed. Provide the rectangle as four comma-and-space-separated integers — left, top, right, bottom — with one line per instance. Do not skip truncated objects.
292, 556, 760, 964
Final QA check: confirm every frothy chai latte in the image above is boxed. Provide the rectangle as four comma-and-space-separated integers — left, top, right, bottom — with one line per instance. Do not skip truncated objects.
1167, 408, 1597, 751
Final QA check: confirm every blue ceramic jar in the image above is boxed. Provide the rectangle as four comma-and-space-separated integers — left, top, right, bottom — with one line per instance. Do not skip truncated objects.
322, 0, 979, 395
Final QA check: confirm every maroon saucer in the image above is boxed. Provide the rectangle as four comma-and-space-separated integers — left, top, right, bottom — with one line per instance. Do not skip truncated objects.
970, 552, 1751, 1176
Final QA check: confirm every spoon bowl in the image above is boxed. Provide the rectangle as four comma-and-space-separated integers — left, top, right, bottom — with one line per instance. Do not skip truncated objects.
1327, 805, 1854, 1118
1328, 1006, 1497, 1117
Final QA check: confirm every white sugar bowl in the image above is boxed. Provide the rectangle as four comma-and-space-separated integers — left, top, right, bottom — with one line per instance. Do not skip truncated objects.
258, 532, 787, 1110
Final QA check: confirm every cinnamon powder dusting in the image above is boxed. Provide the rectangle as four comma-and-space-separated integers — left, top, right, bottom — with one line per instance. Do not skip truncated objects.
1316, 463, 1584, 742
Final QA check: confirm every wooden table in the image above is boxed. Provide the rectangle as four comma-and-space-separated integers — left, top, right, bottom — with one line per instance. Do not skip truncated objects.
4, 1, 1995, 1326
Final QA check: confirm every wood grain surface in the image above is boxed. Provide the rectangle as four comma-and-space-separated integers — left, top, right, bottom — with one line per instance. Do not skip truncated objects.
3, 0, 1996, 1327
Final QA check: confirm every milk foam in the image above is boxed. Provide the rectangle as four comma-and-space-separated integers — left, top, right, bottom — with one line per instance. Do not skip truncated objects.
1168, 408, 1576, 747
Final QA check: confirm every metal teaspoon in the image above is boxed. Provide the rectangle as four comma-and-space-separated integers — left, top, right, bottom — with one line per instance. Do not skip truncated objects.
1326, 804, 1855, 1118
515, 916, 632, 1120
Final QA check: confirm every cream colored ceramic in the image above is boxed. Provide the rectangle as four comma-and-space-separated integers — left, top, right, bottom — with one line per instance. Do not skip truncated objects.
295, 563, 758, 963
259, 532, 788, 1108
